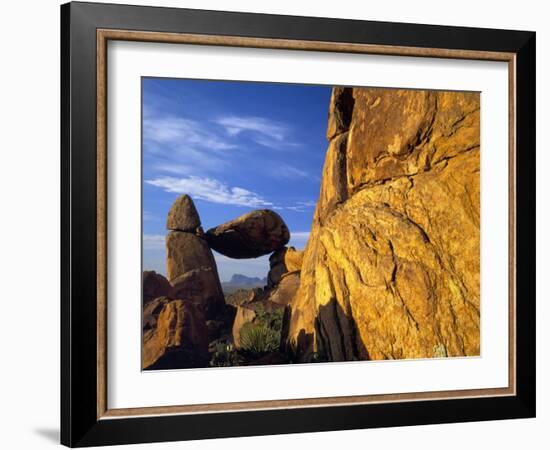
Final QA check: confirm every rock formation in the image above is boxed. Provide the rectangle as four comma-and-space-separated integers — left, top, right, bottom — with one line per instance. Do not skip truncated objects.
285, 87, 480, 362
267, 248, 287, 288
267, 246, 303, 287
143, 196, 296, 369
283, 248, 304, 273
169, 267, 225, 318
142, 271, 171, 305
143, 295, 170, 331
265, 272, 300, 306
205, 303, 236, 348
225, 287, 263, 307
143, 299, 209, 369
232, 304, 259, 348
166, 194, 201, 231
165, 195, 225, 319
205, 210, 290, 258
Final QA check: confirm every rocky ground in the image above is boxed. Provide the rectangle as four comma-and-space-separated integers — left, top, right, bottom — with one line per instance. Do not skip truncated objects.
142, 86, 480, 370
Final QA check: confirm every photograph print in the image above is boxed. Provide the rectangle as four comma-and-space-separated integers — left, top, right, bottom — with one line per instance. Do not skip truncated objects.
141, 78, 480, 370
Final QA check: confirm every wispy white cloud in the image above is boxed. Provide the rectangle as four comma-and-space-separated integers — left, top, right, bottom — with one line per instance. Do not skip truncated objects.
217, 116, 285, 140
145, 117, 236, 151
152, 162, 195, 175
142, 210, 158, 222
143, 234, 165, 250
146, 144, 230, 175
216, 116, 300, 149
146, 173, 318, 212
285, 200, 317, 213
143, 116, 235, 178
143, 114, 302, 181
270, 164, 311, 180
145, 176, 274, 208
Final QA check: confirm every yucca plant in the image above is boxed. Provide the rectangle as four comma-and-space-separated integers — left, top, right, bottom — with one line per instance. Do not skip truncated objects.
239, 322, 280, 355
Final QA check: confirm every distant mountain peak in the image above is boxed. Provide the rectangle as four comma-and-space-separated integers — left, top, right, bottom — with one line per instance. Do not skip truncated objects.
228, 274, 267, 284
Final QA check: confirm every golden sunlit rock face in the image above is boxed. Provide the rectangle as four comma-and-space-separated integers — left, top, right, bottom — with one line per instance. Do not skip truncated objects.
285, 87, 480, 362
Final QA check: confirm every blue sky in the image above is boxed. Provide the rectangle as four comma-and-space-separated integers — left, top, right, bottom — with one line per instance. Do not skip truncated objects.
142, 78, 331, 281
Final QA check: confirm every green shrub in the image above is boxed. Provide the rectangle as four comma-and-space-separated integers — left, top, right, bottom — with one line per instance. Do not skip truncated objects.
253, 305, 284, 332
239, 322, 280, 354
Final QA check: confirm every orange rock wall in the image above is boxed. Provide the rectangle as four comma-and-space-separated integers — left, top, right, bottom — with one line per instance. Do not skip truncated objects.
286, 87, 480, 362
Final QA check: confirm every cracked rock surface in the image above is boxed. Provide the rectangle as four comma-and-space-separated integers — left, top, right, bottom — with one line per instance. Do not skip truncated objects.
285, 87, 480, 362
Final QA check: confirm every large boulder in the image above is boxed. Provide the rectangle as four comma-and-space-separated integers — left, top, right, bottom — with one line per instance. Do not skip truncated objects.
267, 247, 303, 287
284, 248, 304, 272
143, 296, 170, 331
264, 247, 302, 307
224, 287, 263, 307
143, 299, 209, 369
166, 231, 216, 280
165, 230, 225, 318
166, 194, 200, 232
267, 248, 288, 288
206, 210, 290, 259
231, 305, 258, 348
170, 267, 225, 319
142, 271, 171, 305
265, 271, 300, 306
285, 87, 481, 362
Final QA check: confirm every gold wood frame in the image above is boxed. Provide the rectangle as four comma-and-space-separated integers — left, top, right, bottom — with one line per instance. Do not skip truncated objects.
96, 29, 516, 420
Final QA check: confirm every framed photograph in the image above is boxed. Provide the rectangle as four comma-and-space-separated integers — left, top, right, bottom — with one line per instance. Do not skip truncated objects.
61, 1, 536, 447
